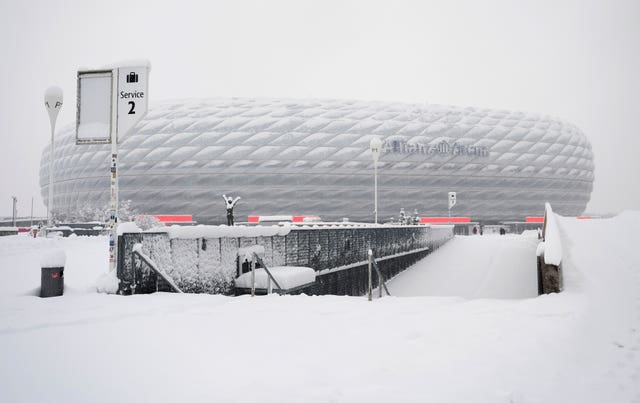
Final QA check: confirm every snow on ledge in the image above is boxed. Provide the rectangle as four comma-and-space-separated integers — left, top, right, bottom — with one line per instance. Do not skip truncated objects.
117, 222, 292, 238
99, 59, 152, 70
166, 224, 291, 239
235, 266, 316, 290
543, 203, 563, 266
117, 222, 142, 235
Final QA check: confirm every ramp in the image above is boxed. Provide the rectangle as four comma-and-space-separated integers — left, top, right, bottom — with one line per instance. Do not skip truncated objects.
387, 232, 539, 299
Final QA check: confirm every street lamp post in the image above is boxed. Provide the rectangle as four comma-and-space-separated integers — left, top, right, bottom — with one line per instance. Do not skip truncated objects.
44, 86, 63, 228
11, 196, 17, 227
370, 136, 382, 224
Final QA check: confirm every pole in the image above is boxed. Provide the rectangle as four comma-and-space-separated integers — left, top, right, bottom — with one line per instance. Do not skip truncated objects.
30, 197, 33, 227
108, 131, 119, 272
370, 136, 382, 225
374, 161, 378, 224
251, 261, 256, 297
44, 86, 62, 230
48, 124, 54, 228
11, 197, 17, 227
378, 261, 382, 298
108, 70, 119, 273
367, 249, 373, 301
267, 274, 272, 295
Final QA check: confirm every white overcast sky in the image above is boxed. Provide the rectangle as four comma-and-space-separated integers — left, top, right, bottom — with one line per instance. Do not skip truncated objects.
1, 0, 639, 218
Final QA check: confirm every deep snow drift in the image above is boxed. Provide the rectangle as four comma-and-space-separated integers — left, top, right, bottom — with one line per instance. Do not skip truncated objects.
1, 213, 639, 403
387, 232, 539, 299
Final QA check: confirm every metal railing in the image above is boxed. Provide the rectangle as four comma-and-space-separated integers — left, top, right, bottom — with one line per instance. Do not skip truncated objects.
368, 249, 391, 301
250, 252, 284, 296
132, 244, 183, 293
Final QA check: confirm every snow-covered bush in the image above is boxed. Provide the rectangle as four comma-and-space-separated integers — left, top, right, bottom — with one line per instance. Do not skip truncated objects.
53, 199, 138, 224
135, 215, 163, 230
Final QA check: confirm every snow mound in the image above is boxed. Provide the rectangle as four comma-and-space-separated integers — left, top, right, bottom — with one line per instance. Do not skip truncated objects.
536, 241, 545, 257
40, 248, 66, 268
235, 266, 316, 290
542, 202, 562, 266
96, 270, 119, 294
388, 233, 539, 299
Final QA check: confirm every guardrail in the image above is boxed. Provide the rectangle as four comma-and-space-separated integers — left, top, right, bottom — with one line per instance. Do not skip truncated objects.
131, 243, 183, 294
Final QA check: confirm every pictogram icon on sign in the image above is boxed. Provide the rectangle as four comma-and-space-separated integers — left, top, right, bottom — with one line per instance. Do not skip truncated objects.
126, 72, 138, 83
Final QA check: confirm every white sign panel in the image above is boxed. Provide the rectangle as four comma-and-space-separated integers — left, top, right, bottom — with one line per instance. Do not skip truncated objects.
76, 70, 113, 144
116, 66, 149, 140
448, 191, 457, 209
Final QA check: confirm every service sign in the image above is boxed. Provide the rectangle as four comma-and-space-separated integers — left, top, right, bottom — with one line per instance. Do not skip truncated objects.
116, 66, 149, 140
448, 192, 457, 209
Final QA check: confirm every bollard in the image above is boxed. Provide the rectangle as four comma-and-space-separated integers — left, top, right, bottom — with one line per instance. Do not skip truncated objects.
40, 248, 66, 298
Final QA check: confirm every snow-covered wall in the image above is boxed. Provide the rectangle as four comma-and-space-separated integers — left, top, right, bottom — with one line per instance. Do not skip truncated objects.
117, 224, 454, 295
0, 228, 19, 236
537, 203, 563, 294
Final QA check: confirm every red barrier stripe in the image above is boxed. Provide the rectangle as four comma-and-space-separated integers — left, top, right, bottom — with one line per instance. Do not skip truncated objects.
249, 215, 321, 223
525, 216, 544, 223
419, 217, 471, 224
150, 215, 193, 222
292, 215, 321, 223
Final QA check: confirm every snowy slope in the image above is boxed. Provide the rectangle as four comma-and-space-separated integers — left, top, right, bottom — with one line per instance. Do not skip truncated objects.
0, 212, 639, 403
387, 233, 539, 299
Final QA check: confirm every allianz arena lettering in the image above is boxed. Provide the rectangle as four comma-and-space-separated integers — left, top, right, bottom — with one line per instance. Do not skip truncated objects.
384, 140, 490, 158
40, 98, 594, 223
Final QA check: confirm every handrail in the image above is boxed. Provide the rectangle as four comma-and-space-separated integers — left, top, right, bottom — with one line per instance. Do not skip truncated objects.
367, 249, 391, 301
132, 244, 183, 293
371, 257, 391, 297
251, 252, 284, 295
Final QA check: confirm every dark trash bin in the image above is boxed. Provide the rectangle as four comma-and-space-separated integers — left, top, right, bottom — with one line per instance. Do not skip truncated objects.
40, 249, 66, 298
41, 266, 64, 297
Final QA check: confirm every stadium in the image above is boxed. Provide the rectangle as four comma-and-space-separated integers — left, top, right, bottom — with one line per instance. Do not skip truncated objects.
39, 98, 595, 224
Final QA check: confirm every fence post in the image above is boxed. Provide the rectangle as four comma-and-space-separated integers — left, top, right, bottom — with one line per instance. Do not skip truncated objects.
367, 249, 372, 301
251, 260, 255, 297
378, 266, 382, 299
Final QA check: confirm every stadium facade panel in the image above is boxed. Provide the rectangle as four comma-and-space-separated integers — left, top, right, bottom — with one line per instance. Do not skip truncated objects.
40, 98, 594, 223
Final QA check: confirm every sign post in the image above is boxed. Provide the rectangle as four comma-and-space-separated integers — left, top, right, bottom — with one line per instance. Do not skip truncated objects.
76, 62, 150, 272
448, 191, 457, 223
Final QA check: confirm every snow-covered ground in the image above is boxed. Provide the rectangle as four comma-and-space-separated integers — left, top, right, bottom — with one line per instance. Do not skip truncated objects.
388, 232, 539, 299
1, 213, 639, 403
